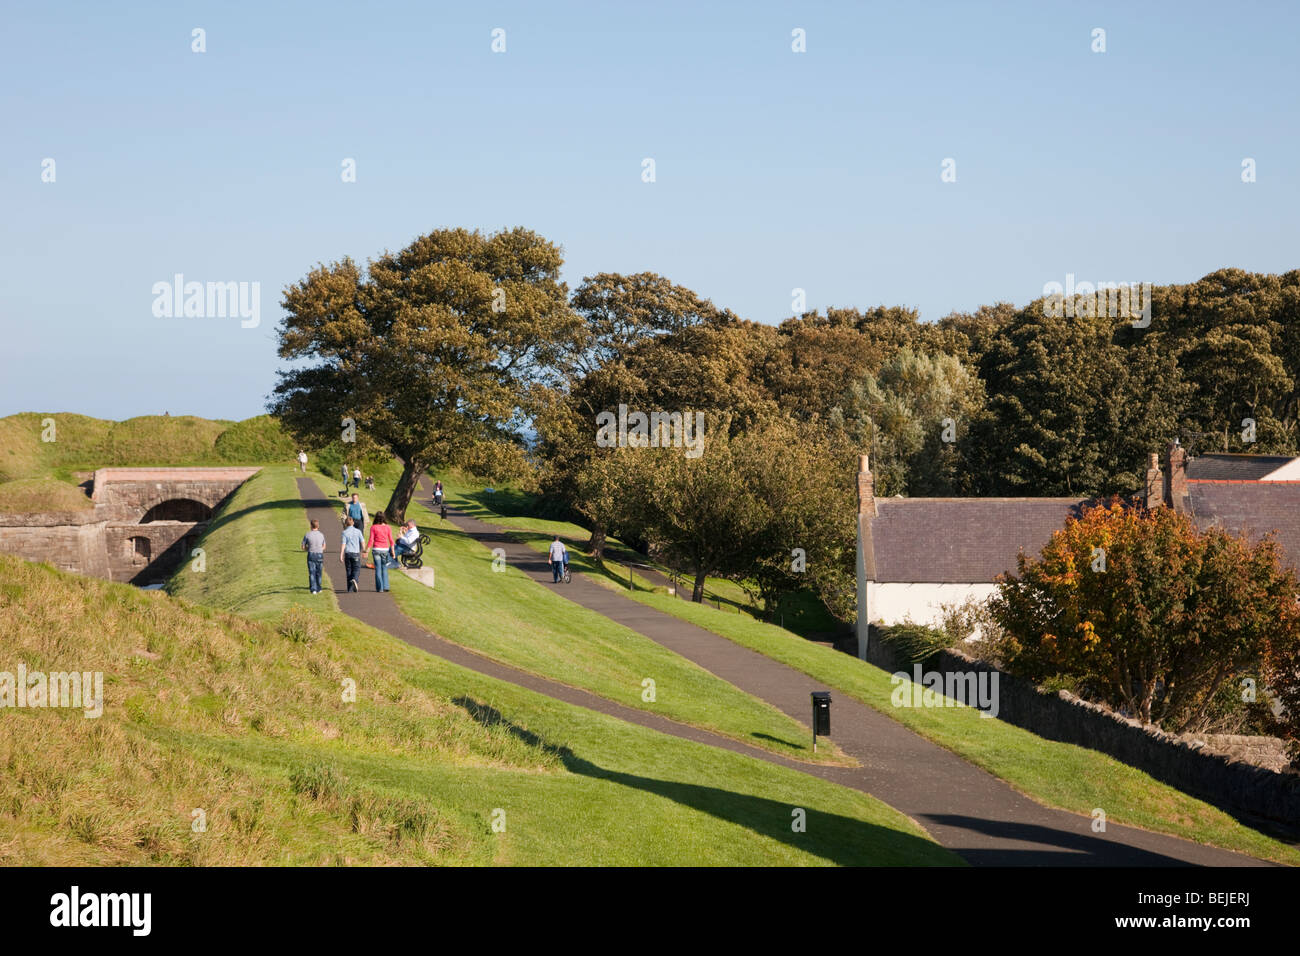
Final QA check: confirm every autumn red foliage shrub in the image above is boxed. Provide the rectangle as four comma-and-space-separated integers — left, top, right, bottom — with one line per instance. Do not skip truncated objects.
991, 499, 1300, 746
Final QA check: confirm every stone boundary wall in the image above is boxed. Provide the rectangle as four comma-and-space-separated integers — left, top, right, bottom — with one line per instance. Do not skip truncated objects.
0, 508, 101, 528
866, 629, 1300, 829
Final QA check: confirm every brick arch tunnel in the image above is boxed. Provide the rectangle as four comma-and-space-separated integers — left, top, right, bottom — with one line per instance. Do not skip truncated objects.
95, 468, 259, 585
0, 467, 259, 585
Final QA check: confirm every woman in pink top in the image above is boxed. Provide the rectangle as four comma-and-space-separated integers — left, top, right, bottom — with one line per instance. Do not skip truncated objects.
366, 511, 395, 592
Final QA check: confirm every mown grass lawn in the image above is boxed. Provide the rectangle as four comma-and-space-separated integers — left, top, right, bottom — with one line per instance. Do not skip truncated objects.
308, 473, 851, 766
441, 473, 1300, 865
594, 576, 1300, 865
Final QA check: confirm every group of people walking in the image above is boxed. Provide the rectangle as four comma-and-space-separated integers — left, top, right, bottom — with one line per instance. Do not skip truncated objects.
340, 463, 375, 492
300, 493, 420, 594
297, 474, 572, 595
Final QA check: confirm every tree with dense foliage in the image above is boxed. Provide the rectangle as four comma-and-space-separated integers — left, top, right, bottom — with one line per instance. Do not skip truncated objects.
768, 306, 923, 421
615, 418, 767, 602
829, 348, 987, 497
561, 272, 736, 378
976, 304, 1186, 496
991, 500, 1300, 733
537, 284, 769, 556
728, 417, 856, 616
1149, 269, 1299, 454
269, 227, 579, 522
596, 414, 849, 606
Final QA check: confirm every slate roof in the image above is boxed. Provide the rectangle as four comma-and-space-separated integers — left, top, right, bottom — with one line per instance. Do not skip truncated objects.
863, 484, 1300, 583
1185, 482, 1300, 574
862, 498, 1091, 583
1185, 454, 1293, 481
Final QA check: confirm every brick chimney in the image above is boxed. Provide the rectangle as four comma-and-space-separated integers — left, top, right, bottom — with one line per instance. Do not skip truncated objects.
857, 454, 876, 517
1144, 452, 1163, 509
1163, 440, 1187, 511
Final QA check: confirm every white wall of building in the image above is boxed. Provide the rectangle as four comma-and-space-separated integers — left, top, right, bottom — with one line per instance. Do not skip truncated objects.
1261, 458, 1300, 481
866, 581, 999, 642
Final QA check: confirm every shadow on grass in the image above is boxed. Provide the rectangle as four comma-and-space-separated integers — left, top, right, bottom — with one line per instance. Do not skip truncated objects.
456, 489, 539, 522
202, 496, 309, 536
435, 488, 844, 640
751, 731, 810, 753
452, 696, 957, 866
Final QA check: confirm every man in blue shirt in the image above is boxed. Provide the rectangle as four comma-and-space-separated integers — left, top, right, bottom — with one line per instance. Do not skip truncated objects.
345, 493, 367, 537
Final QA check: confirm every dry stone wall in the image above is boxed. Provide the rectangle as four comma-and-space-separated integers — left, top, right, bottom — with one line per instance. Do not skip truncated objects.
866, 628, 1300, 830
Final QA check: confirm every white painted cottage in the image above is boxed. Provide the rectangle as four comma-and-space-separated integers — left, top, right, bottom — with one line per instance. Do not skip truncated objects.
853, 446, 1300, 660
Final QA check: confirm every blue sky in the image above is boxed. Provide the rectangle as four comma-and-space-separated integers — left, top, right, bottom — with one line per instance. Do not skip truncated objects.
3, 0, 1297, 419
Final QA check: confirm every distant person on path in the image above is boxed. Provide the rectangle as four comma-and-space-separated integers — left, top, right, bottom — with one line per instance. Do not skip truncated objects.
341, 463, 350, 492
394, 519, 419, 560
366, 511, 395, 592
343, 493, 367, 537
339, 516, 363, 592
433, 479, 444, 504
549, 535, 568, 583
297, 450, 308, 474
353, 466, 362, 489
300, 519, 326, 594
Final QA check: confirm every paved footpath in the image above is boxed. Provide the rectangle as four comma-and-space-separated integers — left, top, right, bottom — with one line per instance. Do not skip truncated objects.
297, 477, 1265, 867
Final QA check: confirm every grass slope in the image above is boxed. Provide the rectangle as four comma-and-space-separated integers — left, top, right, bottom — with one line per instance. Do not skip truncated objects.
0, 412, 296, 512
443, 474, 1300, 865
167, 465, 334, 620
0, 476, 963, 865
4, 553, 959, 865
311, 473, 850, 766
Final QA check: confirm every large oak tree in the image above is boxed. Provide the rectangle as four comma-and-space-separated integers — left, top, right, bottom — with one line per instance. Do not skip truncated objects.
269, 227, 579, 522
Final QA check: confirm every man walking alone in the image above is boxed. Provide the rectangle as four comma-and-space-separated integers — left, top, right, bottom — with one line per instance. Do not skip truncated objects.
549, 535, 568, 583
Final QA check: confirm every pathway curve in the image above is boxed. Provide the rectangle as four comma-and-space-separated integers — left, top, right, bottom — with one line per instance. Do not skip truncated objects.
298, 478, 1265, 866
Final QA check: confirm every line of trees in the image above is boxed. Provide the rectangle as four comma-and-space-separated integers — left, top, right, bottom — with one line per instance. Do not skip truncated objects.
269, 226, 1300, 620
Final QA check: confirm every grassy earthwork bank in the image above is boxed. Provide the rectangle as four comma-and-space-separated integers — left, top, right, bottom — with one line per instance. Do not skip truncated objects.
0, 464, 954, 866
0, 412, 296, 513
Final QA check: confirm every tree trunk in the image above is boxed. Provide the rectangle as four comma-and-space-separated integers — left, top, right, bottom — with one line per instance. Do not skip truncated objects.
385, 458, 426, 524
587, 525, 606, 560
692, 571, 707, 603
